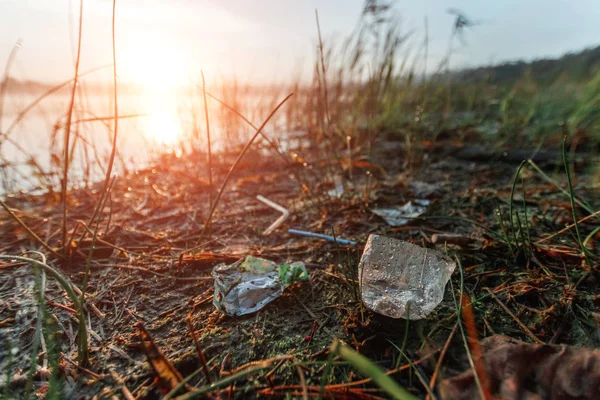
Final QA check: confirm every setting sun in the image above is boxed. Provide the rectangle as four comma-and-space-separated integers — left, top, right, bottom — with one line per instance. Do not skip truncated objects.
118, 32, 188, 147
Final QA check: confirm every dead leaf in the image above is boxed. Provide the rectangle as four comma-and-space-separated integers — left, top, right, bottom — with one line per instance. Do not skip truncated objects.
135, 322, 186, 394
441, 334, 600, 400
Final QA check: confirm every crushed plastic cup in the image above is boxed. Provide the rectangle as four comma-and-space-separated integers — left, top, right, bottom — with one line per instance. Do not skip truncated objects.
358, 234, 456, 320
212, 255, 308, 317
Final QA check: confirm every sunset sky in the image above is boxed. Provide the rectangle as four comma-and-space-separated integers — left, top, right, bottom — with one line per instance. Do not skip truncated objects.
1, 0, 600, 86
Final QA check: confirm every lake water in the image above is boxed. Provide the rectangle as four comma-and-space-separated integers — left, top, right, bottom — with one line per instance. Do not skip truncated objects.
0, 84, 294, 193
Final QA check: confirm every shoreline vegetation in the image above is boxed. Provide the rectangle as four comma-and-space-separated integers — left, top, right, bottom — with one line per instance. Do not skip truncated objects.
1, 1, 599, 398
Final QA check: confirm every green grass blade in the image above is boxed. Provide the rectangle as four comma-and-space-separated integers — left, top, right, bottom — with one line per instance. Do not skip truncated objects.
317, 342, 337, 400
509, 160, 526, 248
496, 206, 515, 259
332, 340, 419, 400
521, 178, 533, 249
583, 227, 600, 254
528, 159, 597, 218
0, 255, 87, 366
562, 136, 591, 263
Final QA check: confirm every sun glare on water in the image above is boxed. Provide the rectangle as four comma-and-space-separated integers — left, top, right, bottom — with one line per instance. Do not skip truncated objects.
121, 34, 189, 147
147, 111, 181, 146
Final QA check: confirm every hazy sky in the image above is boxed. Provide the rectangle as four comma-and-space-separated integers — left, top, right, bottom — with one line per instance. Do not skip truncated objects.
1, 0, 600, 85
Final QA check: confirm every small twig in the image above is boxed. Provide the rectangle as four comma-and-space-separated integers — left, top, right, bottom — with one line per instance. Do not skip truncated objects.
77, 221, 171, 260
176, 356, 293, 400
79, 176, 115, 365
177, 238, 221, 266
431, 233, 476, 247
62, 353, 102, 379
46, 300, 77, 315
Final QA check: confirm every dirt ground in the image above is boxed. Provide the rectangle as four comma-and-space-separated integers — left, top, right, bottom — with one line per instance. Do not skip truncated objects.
1, 136, 599, 399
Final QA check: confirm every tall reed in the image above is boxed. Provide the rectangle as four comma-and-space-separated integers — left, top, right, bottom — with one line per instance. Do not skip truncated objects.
61, 0, 84, 255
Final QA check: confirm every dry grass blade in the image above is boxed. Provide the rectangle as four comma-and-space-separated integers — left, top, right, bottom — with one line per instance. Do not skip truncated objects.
201, 71, 213, 235
460, 293, 492, 400
315, 9, 330, 126
535, 209, 600, 244
205, 91, 289, 165
83, 0, 120, 237
186, 305, 211, 384
0, 198, 64, 260
195, 92, 294, 243
62, 113, 148, 127
295, 362, 309, 400
61, 0, 84, 254
0, 39, 21, 135
562, 135, 592, 264
205, 90, 316, 202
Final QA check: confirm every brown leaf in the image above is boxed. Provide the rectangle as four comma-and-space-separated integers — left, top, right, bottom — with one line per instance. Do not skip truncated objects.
441, 335, 600, 400
135, 322, 185, 394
